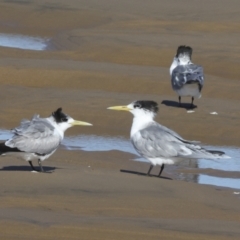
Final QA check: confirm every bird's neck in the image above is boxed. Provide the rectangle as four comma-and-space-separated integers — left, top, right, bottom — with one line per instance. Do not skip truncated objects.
178, 55, 191, 65
47, 117, 65, 139
130, 113, 154, 137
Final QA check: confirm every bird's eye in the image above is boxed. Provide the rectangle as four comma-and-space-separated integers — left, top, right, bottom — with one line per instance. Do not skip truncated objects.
61, 118, 68, 122
134, 104, 141, 108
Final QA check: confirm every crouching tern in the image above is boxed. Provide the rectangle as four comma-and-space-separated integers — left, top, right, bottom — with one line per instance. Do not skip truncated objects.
108, 101, 229, 177
0, 108, 92, 172
170, 45, 204, 108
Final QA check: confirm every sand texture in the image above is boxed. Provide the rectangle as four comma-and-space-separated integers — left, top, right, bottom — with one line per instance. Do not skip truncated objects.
0, 0, 240, 239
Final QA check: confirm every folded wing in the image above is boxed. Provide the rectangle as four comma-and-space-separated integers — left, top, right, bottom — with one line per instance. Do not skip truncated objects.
5, 115, 61, 155
132, 123, 226, 160
171, 64, 204, 91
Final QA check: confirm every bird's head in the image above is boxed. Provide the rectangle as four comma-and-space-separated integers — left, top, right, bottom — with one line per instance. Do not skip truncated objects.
52, 108, 92, 132
176, 45, 192, 64
107, 100, 158, 119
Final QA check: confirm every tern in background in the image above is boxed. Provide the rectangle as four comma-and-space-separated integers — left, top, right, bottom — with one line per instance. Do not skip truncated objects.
170, 45, 204, 108
0, 108, 92, 172
108, 101, 229, 177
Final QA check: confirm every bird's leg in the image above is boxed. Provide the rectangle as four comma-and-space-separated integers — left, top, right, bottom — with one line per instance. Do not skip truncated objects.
191, 97, 194, 108
38, 159, 44, 172
29, 161, 38, 171
178, 96, 181, 107
147, 164, 153, 176
158, 164, 165, 177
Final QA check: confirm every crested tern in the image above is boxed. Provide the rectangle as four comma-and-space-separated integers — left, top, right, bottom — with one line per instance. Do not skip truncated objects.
108, 101, 229, 177
170, 45, 204, 108
0, 108, 92, 172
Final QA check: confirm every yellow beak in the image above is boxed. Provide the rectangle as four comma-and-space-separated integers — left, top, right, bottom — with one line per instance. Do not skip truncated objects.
107, 105, 131, 111
71, 120, 93, 126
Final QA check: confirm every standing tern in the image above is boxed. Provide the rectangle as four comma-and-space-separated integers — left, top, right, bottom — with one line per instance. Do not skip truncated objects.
0, 108, 92, 172
108, 101, 229, 177
170, 45, 204, 108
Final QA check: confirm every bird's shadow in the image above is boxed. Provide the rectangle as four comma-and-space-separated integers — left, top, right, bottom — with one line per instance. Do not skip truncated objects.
161, 100, 197, 110
0, 165, 56, 173
120, 169, 172, 180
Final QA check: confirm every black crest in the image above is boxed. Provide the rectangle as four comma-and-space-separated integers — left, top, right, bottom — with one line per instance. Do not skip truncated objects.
176, 45, 192, 58
52, 108, 68, 123
133, 101, 158, 113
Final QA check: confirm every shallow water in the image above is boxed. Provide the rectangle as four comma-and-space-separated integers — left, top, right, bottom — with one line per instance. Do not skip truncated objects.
0, 129, 239, 189
63, 135, 138, 155
63, 135, 240, 189
0, 33, 49, 51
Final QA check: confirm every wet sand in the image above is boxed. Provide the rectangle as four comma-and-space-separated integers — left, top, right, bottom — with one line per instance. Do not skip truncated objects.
0, 0, 240, 239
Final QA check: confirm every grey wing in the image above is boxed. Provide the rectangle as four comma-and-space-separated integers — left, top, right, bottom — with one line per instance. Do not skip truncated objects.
171, 64, 204, 90
5, 116, 61, 154
131, 123, 201, 159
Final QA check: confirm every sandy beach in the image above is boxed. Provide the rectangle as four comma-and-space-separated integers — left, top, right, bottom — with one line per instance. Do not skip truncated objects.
0, 0, 240, 239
